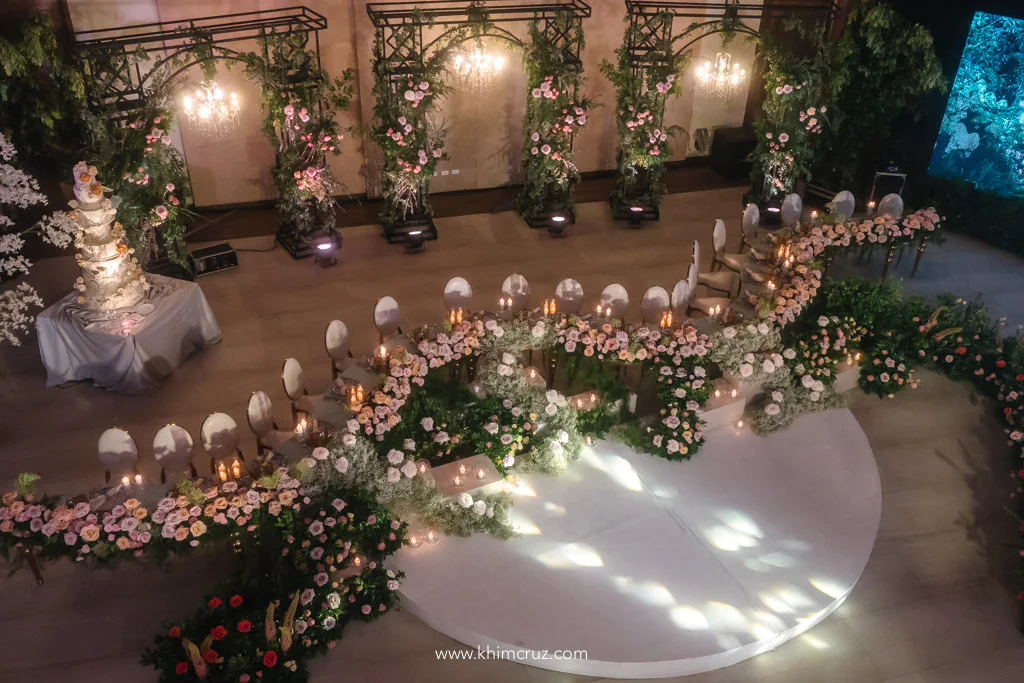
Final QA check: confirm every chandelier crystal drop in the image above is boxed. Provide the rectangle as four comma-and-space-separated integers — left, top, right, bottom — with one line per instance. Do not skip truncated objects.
181, 82, 241, 139
449, 44, 505, 90
694, 52, 747, 102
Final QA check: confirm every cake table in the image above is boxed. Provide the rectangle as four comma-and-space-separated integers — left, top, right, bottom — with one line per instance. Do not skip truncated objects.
36, 274, 222, 393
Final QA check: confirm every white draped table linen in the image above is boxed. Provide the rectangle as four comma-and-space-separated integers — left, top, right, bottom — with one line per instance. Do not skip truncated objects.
35, 274, 222, 393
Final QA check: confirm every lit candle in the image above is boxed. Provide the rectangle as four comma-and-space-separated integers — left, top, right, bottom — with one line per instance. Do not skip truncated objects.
218, 462, 228, 482
577, 397, 584, 408
530, 368, 536, 379
452, 475, 464, 487
352, 555, 363, 567
458, 463, 468, 476
736, 420, 744, 428
810, 210, 818, 221
596, 303, 603, 316
408, 535, 422, 548
499, 297, 506, 311
295, 418, 307, 436
231, 459, 241, 479
867, 201, 876, 216
605, 306, 612, 318
475, 467, 487, 480
417, 460, 430, 474
731, 389, 738, 398
715, 389, 721, 398
135, 473, 143, 485
449, 309, 456, 324
425, 530, 439, 544
456, 308, 463, 323
121, 475, 130, 487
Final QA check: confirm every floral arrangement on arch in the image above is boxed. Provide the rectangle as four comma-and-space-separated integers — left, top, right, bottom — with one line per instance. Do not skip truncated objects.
600, 13, 686, 213
516, 14, 594, 222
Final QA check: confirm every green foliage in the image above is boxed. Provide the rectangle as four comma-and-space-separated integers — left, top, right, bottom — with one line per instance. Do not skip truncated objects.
822, 1, 946, 187
600, 14, 686, 212
0, 13, 86, 174
516, 12, 594, 222
749, 20, 831, 201
559, 352, 630, 438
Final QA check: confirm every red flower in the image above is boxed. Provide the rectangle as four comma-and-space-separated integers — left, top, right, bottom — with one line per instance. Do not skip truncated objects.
237, 619, 252, 633
1018, 468, 1024, 480
210, 626, 228, 640
263, 651, 278, 667
996, 360, 1007, 368
168, 626, 181, 638
229, 594, 243, 608
956, 346, 967, 355
1018, 591, 1024, 602
175, 662, 188, 675
207, 597, 222, 609
1017, 374, 1024, 381
203, 649, 218, 663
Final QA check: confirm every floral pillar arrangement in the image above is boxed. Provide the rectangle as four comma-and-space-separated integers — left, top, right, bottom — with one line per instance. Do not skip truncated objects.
601, 14, 686, 217
516, 13, 593, 225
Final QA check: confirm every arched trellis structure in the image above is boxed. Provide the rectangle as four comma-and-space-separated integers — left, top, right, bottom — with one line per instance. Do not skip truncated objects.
367, 0, 592, 243
609, 0, 841, 221
71, 7, 355, 261
73, 7, 329, 119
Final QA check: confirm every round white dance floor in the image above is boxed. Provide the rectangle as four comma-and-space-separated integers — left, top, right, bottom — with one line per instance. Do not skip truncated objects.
391, 408, 882, 678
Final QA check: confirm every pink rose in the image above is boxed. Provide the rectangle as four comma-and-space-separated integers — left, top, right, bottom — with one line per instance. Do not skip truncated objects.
154, 205, 168, 220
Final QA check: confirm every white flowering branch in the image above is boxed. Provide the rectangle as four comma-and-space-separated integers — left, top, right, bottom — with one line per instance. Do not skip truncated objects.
0, 133, 76, 346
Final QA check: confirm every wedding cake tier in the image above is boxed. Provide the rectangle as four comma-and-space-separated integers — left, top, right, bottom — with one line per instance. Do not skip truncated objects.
69, 162, 149, 312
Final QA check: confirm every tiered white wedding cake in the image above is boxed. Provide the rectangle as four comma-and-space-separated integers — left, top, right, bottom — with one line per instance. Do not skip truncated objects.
69, 162, 149, 311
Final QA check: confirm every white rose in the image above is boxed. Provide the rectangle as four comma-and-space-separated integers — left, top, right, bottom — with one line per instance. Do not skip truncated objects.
546, 390, 559, 403
763, 359, 775, 374
757, 323, 770, 335
341, 434, 356, 446
387, 449, 405, 465
401, 460, 418, 478
421, 417, 434, 431
387, 467, 401, 483
740, 364, 753, 378
817, 316, 830, 327
772, 391, 784, 403
472, 500, 487, 516
723, 326, 737, 339
545, 403, 558, 415
403, 439, 416, 450
312, 447, 329, 461
812, 380, 824, 392
765, 403, 781, 416
347, 419, 360, 434
783, 348, 796, 359
502, 353, 516, 365
801, 374, 815, 388
334, 457, 349, 474
457, 492, 473, 508
549, 441, 564, 457
810, 391, 821, 402
557, 430, 569, 444
503, 455, 515, 468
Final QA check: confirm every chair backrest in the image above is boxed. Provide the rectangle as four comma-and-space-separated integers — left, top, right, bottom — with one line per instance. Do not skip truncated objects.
878, 193, 904, 219
692, 239, 701, 270
282, 357, 305, 401
741, 204, 760, 236
442, 276, 473, 311
712, 219, 727, 254
201, 412, 240, 459
640, 286, 670, 324
247, 391, 275, 437
599, 284, 629, 318
501, 273, 531, 312
831, 190, 855, 220
153, 424, 194, 479
671, 279, 692, 315
373, 296, 401, 337
687, 262, 699, 296
781, 193, 803, 227
98, 427, 138, 481
325, 320, 350, 361
554, 278, 584, 314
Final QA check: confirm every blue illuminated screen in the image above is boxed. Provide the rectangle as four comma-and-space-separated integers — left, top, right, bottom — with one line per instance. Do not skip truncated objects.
928, 12, 1024, 197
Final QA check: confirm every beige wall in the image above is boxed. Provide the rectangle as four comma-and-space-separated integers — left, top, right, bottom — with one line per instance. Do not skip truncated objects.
65, 0, 760, 207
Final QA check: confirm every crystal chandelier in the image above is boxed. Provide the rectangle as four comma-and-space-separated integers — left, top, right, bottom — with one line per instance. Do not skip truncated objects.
181, 82, 241, 139
694, 52, 747, 102
449, 44, 505, 90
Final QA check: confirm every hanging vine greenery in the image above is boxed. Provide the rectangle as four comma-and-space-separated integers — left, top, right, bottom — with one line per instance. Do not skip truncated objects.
749, 19, 832, 203
516, 12, 593, 222
600, 14, 686, 214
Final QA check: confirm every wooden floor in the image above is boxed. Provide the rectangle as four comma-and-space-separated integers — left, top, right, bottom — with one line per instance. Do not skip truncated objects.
1, 187, 1023, 682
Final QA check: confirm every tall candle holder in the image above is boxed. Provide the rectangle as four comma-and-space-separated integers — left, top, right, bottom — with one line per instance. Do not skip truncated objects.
374, 345, 389, 372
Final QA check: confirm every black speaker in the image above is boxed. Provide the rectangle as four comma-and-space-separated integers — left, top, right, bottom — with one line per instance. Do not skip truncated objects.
709, 126, 756, 180
190, 243, 238, 276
